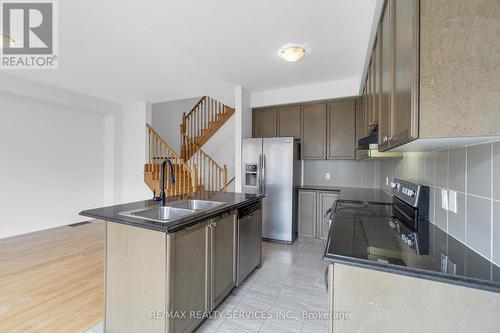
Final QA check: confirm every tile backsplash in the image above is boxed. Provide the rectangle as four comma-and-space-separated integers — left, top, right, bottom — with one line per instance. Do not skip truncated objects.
380, 141, 500, 265
304, 159, 381, 188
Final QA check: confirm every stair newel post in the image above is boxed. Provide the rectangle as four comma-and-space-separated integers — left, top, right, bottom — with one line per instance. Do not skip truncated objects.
191, 166, 197, 193
148, 127, 151, 165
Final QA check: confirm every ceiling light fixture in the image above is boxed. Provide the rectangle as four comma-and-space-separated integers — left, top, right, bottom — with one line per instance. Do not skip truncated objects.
1, 33, 16, 48
278, 45, 306, 62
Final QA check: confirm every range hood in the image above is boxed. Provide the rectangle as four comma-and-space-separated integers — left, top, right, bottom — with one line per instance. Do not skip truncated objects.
357, 130, 402, 159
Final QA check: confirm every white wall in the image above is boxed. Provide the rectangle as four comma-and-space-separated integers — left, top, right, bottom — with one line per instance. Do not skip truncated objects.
250, 78, 359, 108
0, 91, 109, 238
151, 97, 200, 153
120, 102, 152, 203
234, 86, 251, 192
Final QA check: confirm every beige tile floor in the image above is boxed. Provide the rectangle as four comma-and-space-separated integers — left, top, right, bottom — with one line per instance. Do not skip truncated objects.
198, 237, 329, 333
86, 237, 329, 333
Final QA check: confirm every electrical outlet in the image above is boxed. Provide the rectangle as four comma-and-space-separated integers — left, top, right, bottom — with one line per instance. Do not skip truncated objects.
386, 176, 389, 186
325, 172, 331, 180
448, 190, 457, 214
441, 189, 449, 210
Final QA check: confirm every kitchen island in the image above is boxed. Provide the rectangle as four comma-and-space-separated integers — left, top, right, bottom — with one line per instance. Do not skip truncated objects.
323, 188, 500, 333
80, 191, 263, 333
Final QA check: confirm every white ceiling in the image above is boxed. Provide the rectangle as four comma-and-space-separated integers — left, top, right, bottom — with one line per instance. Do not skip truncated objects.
2, 0, 377, 104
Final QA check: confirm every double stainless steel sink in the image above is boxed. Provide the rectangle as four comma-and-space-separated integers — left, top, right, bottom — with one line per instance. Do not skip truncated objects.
119, 200, 227, 223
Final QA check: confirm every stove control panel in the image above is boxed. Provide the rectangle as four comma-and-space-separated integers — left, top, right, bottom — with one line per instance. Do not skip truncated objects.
391, 178, 427, 207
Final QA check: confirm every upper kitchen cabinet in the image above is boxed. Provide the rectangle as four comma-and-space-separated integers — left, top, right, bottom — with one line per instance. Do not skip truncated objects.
277, 105, 301, 138
301, 103, 327, 159
252, 107, 277, 138
327, 100, 356, 160
418, 0, 500, 139
355, 97, 366, 160
390, 0, 418, 148
368, 0, 500, 151
378, 1, 392, 151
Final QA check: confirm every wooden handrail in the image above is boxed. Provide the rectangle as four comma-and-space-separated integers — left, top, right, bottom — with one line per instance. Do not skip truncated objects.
220, 176, 235, 192
184, 96, 207, 119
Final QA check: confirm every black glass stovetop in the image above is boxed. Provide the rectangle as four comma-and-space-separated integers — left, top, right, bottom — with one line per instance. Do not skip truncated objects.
325, 201, 500, 292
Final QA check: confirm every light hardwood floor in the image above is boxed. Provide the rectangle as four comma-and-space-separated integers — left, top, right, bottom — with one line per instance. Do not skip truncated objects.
0, 221, 104, 333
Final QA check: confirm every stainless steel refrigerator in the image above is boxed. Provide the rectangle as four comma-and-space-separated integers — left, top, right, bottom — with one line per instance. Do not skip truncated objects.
242, 138, 301, 243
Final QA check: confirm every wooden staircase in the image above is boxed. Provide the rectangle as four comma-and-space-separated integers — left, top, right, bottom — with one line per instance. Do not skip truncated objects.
144, 96, 235, 197
180, 96, 235, 160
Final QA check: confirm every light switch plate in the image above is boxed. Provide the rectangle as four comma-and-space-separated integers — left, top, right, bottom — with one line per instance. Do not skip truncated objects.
325, 172, 330, 180
386, 176, 389, 186
441, 189, 449, 210
448, 190, 457, 214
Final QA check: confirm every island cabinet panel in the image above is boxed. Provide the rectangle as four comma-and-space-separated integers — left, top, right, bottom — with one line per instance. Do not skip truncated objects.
317, 192, 338, 240
329, 263, 500, 332
210, 211, 236, 309
277, 105, 301, 138
301, 103, 327, 159
298, 190, 317, 238
167, 220, 210, 333
105, 222, 167, 333
327, 100, 356, 160
252, 107, 277, 138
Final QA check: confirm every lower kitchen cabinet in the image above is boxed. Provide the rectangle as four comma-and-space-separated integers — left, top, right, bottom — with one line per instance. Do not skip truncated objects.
209, 212, 236, 309
168, 221, 210, 333
298, 190, 317, 238
169, 211, 236, 332
317, 192, 338, 240
298, 190, 338, 240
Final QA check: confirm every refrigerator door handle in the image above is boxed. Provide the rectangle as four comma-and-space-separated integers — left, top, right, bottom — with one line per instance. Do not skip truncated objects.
258, 154, 263, 194
262, 154, 266, 195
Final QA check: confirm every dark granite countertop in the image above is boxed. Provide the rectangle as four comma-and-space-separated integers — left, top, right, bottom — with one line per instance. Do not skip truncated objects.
297, 185, 393, 205
80, 191, 264, 233
323, 202, 500, 293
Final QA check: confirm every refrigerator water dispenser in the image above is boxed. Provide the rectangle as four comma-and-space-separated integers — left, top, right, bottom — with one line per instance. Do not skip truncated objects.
245, 164, 258, 186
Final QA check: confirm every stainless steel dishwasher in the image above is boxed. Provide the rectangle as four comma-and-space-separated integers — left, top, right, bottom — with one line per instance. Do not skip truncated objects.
236, 201, 262, 286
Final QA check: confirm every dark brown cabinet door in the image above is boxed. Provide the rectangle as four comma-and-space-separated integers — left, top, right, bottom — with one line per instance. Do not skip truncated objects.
364, 84, 370, 137
373, 38, 380, 130
379, 0, 392, 151
301, 103, 327, 159
391, 0, 419, 146
327, 101, 355, 160
252, 108, 277, 138
211, 213, 236, 308
355, 98, 365, 160
278, 105, 301, 138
